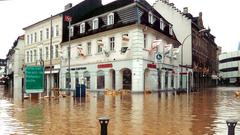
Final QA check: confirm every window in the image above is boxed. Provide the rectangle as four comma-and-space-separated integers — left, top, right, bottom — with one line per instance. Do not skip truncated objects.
56, 25, 59, 36
55, 45, 58, 58
65, 72, 71, 88
148, 12, 153, 24
70, 26, 74, 37
34, 32, 37, 43
46, 28, 49, 39
160, 18, 164, 30
169, 25, 173, 35
87, 42, 91, 55
92, 18, 99, 30
109, 37, 115, 51
39, 48, 42, 60
51, 26, 54, 37
40, 30, 43, 41
34, 50, 37, 62
26, 51, 29, 63
27, 35, 30, 45
97, 44, 102, 53
80, 23, 85, 34
30, 34, 33, 44
107, 13, 114, 25
30, 50, 33, 62
144, 34, 147, 49
45, 47, 49, 60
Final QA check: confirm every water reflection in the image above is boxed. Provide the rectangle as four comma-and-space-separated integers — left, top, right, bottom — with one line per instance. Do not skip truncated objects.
1, 87, 240, 134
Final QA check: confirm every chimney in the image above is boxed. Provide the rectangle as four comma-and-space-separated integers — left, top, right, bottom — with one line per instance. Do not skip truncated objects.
183, 7, 188, 14
64, 3, 72, 11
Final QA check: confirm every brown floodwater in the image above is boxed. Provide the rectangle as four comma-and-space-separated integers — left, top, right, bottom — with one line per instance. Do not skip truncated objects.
1, 87, 240, 135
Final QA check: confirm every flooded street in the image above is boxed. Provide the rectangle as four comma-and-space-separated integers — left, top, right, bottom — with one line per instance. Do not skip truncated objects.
1, 87, 240, 135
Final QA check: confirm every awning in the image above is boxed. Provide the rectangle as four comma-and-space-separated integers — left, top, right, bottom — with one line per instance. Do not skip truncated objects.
44, 70, 59, 74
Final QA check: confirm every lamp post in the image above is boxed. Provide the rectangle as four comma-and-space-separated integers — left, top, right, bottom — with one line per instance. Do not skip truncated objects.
180, 29, 207, 93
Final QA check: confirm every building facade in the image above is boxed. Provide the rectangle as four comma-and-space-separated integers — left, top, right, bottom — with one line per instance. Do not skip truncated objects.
154, 0, 218, 90
219, 51, 240, 85
5, 35, 25, 99
60, 0, 180, 92
23, 14, 63, 96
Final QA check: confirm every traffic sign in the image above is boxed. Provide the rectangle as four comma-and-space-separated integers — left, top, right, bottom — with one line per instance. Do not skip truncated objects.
25, 66, 44, 93
155, 52, 162, 63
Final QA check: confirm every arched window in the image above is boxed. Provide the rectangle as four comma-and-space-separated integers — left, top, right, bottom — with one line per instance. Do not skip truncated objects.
92, 18, 99, 30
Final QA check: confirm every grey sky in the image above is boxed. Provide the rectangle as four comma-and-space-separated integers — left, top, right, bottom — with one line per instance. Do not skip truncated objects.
0, 0, 238, 58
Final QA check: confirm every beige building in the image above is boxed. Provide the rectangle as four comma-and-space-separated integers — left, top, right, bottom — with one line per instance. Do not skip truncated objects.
23, 14, 62, 96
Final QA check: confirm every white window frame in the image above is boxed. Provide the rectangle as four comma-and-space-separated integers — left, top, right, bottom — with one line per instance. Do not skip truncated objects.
34, 32, 37, 43
148, 12, 153, 24
34, 50, 37, 62
55, 45, 58, 58
30, 50, 33, 62
109, 37, 115, 51
26, 51, 29, 63
45, 47, 49, 60
30, 34, 33, 44
87, 42, 91, 55
80, 23, 85, 34
169, 25, 173, 35
97, 44, 102, 53
56, 25, 59, 36
160, 18, 164, 30
27, 35, 30, 45
144, 34, 147, 49
46, 28, 49, 39
107, 13, 114, 25
40, 30, 43, 41
92, 18, 99, 30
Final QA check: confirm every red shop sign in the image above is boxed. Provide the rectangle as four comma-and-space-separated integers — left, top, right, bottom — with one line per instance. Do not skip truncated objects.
147, 64, 156, 69
97, 63, 113, 68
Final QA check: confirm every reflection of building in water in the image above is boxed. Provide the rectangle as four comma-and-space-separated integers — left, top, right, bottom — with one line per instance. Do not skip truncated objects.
60, 0, 180, 92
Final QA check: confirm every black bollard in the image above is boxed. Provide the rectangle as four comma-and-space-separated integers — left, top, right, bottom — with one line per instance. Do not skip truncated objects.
226, 119, 238, 135
98, 116, 110, 135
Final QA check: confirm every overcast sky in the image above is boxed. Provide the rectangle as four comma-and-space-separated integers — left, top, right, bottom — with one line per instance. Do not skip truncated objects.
0, 0, 239, 58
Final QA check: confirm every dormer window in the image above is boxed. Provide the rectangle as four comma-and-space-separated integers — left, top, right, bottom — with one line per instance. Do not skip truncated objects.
169, 25, 173, 35
107, 13, 114, 25
80, 23, 85, 34
160, 18, 164, 30
93, 18, 99, 30
148, 12, 153, 24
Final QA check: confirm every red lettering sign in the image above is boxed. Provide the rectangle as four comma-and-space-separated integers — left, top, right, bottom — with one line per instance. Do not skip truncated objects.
147, 64, 156, 69
97, 64, 113, 68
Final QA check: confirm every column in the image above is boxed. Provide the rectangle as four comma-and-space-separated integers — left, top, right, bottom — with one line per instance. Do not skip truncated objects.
115, 70, 122, 91
132, 59, 144, 92
168, 72, 172, 90
131, 28, 144, 92
161, 70, 165, 90
104, 71, 111, 90
90, 72, 97, 91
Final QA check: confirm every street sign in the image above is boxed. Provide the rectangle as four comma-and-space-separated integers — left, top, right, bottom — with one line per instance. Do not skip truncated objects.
25, 66, 44, 93
155, 52, 162, 63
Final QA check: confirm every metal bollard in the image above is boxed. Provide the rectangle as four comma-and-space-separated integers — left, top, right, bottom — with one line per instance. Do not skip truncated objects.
226, 119, 238, 135
98, 116, 110, 135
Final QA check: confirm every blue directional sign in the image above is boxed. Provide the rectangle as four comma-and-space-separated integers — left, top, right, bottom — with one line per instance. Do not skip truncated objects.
155, 52, 162, 63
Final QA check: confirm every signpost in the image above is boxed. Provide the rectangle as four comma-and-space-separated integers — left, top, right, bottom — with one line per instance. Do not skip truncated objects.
25, 66, 44, 93
155, 52, 162, 63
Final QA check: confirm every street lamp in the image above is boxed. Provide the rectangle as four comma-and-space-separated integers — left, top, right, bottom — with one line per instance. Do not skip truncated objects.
180, 28, 207, 93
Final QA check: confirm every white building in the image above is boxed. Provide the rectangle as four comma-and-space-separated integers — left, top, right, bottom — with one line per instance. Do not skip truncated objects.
5, 35, 25, 99
23, 14, 63, 96
60, 0, 180, 92
219, 51, 240, 85
153, 0, 192, 90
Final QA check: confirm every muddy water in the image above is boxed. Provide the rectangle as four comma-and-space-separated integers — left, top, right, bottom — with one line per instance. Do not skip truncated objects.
0, 87, 240, 135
